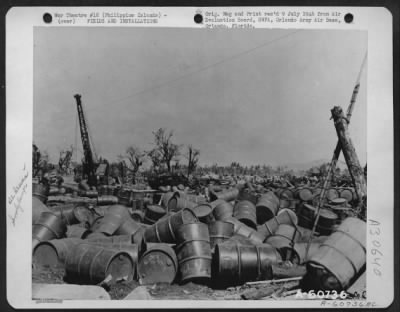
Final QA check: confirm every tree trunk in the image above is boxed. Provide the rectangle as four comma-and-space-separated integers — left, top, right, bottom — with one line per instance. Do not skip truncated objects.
330, 106, 367, 203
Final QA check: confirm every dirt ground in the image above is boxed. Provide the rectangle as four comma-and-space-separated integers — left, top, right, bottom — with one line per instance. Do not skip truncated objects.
32, 264, 290, 300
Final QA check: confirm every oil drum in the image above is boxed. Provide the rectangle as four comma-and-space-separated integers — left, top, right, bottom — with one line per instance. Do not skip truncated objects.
208, 221, 234, 250
175, 222, 212, 284
66, 224, 91, 239
65, 243, 134, 285
210, 188, 239, 202
306, 217, 366, 290
276, 188, 294, 200
114, 218, 146, 244
296, 203, 316, 229
326, 188, 339, 201
233, 200, 257, 229
339, 188, 355, 203
295, 187, 314, 202
144, 208, 198, 243
144, 205, 167, 225
97, 195, 119, 206
192, 203, 214, 224
257, 209, 298, 240
212, 243, 281, 287
32, 211, 67, 250
137, 243, 178, 285
33, 238, 82, 266
316, 208, 338, 235
265, 224, 301, 260
32, 197, 51, 224
212, 200, 234, 221
292, 242, 321, 264
117, 188, 132, 206
226, 218, 265, 245
255, 192, 280, 224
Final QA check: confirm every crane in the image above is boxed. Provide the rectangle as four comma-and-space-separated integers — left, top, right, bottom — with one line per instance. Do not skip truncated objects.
74, 94, 97, 186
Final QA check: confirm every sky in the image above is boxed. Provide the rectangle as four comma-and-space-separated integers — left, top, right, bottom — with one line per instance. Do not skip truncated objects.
33, 27, 367, 168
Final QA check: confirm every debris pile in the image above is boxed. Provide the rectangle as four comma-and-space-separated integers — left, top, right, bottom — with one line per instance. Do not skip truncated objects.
32, 176, 366, 300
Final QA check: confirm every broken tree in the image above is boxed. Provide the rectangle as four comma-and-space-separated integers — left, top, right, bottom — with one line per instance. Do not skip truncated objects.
330, 106, 367, 204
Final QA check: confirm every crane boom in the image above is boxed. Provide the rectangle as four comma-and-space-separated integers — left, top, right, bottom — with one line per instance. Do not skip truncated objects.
74, 94, 97, 186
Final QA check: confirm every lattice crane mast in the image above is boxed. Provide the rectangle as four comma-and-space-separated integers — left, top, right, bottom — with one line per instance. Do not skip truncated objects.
74, 94, 97, 186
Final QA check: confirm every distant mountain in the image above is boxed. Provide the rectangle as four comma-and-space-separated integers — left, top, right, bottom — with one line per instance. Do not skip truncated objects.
284, 159, 348, 172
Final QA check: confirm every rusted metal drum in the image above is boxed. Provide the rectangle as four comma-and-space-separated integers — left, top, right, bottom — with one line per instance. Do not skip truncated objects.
265, 224, 301, 260
212, 243, 281, 286
66, 224, 91, 239
79, 181, 91, 191
255, 192, 280, 225
257, 209, 298, 240
329, 201, 353, 221
137, 243, 178, 285
90, 214, 123, 236
276, 188, 294, 200
174, 197, 198, 211
212, 200, 234, 221
313, 187, 322, 196
306, 217, 366, 290
316, 208, 338, 235
295, 187, 314, 201
226, 218, 265, 245
65, 243, 134, 284
84, 232, 108, 240
179, 193, 207, 204
115, 218, 146, 244
51, 204, 78, 225
107, 204, 131, 219
48, 186, 60, 196
73, 205, 94, 224
279, 198, 291, 209
32, 182, 49, 204
233, 200, 257, 229
326, 188, 339, 201
221, 234, 256, 246
329, 197, 347, 206
32, 212, 67, 250
208, 221, 234, 250
80, 190, 98, 198
296, 203, 316, 229
86, 234, 133, 244
88, 241, 142, 280
175, 222, 212, 284
144, 208, 198, 243
118, 188, 132, 206
192, 203, 214, 224
33, 238, 82, 266
32, 196, 51, 224
132, 199, 144, 211
160, 192, 180, 211
210, 187, 239, 202
339, 188, 355, 203
97, 195, 119, 206
144, 205, 166, 225
292, 242, 321, 264
131, 210, 145, 223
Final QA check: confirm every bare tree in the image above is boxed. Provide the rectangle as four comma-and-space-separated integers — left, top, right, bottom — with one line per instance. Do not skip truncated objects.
33, 144, 50, 178
184, 145, 200, 177
119, 146, 147, 182
147, 148, 163, 173
151, 128, 181, 173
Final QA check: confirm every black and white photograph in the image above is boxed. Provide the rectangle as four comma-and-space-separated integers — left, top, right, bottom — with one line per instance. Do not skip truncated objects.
31, 26, 368, 300
5, 6, 394, 308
